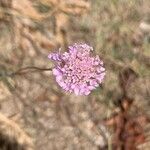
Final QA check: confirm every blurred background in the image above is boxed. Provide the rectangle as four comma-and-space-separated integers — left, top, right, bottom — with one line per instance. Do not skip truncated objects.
0, 0, 150, 149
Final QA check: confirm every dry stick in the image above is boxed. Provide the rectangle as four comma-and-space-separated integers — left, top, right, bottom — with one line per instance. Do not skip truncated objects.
0, 112, 33, 150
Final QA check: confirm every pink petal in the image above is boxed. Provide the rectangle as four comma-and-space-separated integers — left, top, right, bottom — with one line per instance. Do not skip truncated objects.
52, 68, 62, 76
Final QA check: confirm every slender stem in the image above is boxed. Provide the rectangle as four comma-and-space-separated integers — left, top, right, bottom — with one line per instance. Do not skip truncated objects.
1, 66, 52, 77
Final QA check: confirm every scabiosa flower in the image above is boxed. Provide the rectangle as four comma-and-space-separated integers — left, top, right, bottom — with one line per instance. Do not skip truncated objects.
48, 43, 105, 95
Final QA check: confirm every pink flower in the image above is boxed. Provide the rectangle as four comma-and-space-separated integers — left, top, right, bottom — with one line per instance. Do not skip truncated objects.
48, 43, 105, 95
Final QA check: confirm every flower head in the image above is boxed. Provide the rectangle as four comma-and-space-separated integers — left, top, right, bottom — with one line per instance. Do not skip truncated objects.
48, 43, 105, 95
